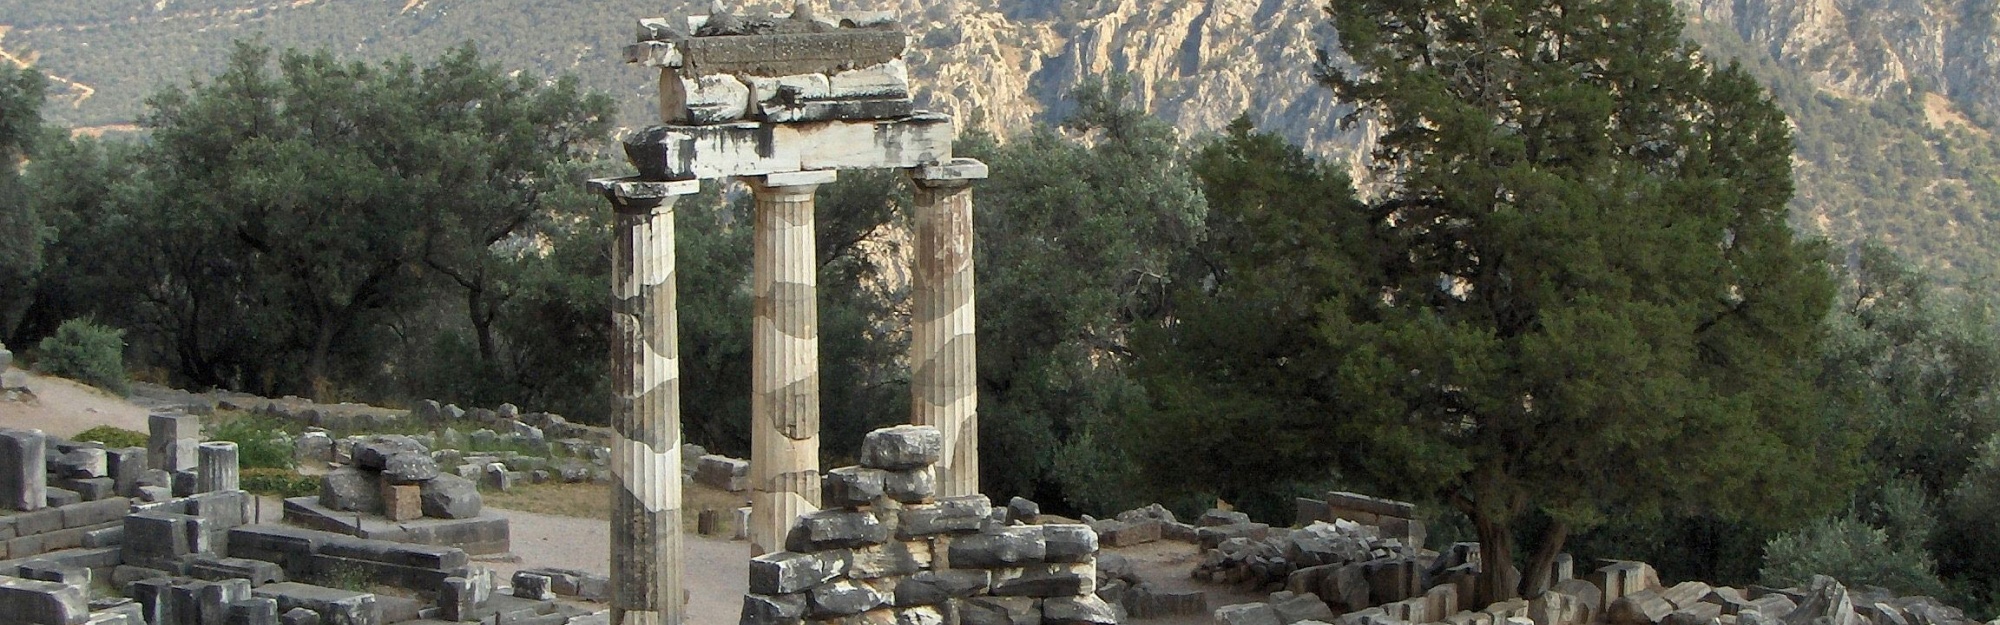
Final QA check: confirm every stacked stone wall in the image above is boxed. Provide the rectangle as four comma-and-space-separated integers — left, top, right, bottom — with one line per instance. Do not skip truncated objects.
740, 425, 1118, 625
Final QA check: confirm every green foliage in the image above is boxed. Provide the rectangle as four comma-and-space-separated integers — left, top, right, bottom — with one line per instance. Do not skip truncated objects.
206, 416, 295, 470
11, 42, 614, 413
1189, 0, 1855, 600
1940, 433, 2000, 604
1129, 117, 1367, 522
240, 467, 319, 498
1818, 243, 2000, 495
958, 76, 1205, 514
1762, 514, 1944, 595
0, 64, 47, 339
72, 425, 146, 449
34, 318, 128, 394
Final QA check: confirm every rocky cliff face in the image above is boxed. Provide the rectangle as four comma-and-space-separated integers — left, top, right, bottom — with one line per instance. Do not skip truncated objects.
877, 0, 1373, 165
1675, 0, 1999, 122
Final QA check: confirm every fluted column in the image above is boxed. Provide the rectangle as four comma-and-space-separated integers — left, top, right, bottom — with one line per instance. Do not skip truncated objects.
906, 158, 988, 498
594, 177, 698, 625
746, 170, 835, 555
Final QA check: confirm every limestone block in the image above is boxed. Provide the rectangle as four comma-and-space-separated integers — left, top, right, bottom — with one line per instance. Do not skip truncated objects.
884, 468, 935, 504
380, 484, 421, 522
748, 551, 841, 595
828, 59, 910, 99
1199, 509, 1251, 527
1272, 592, 1338, 624
991, 563, 1094, 598
58, 448, 107, 479
19, 560, 92, 590
670, 29, 906, 76
895, 606, 947, 625
352, 437, 426, 471
741, 593, 808, 625
1218, 603, 1285, 625
1, 429, 49, 511
898, 495, 991, 538
848, 541, 931, 579
1611, 590, 1678, 625
694, 455, 751, 492
861, 426, 944, 470
185, 556, 284, 586
823, 466, 888, 508
437, 577, 474, 622
250, 583, 377, 625
1202, 523, 1274, 551
318, 469, 381, 513
959, 596, 1040, 625
106, 448, 145, 497
1091, 519, 1160, 547
1665, 582, 1716, 610
225, 597, 278, 625
1043, 595, 1119, 625
1041, 524, 1096, 563
809, 579, 885, 618
1006, 497, 1040, 524
948, 527, 1046, 568
511, 572, 553, 600
786, 509, 890, 551
0, 575, 88, 625
623, 114, 954, 181
278, 607, 317, 625
892, 569, 990, 607
147, 414, 200, 472
1666, 603, 1725, 625
750, 73, 829, 108
379, 453, 437, 485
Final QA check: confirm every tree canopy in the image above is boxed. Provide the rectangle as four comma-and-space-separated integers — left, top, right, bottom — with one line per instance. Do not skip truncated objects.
1139, 0, 1853, 602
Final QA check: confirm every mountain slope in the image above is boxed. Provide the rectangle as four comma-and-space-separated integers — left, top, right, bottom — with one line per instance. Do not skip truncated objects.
4, 0, 1999, 280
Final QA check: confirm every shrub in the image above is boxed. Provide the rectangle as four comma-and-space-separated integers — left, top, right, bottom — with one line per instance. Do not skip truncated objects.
206, 416, 295, 470
240, 467, 319, 498
72, 425, 146, 449
34, 319, 127, 395
1762, 514, 1946, 595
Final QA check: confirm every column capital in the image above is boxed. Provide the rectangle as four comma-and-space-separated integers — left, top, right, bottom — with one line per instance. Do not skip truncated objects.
589, 177, 700, 213
907, 157, 988, 189
744, 168, 836, 200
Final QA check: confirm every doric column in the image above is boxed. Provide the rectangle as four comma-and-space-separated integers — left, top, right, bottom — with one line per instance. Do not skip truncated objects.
745, 170, 835, 555
593, 177, 698, 625
906, 158, 988, 498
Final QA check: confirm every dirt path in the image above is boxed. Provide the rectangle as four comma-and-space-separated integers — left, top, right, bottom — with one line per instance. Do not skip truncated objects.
0, 371, 152, 438
484, 505, 749, 623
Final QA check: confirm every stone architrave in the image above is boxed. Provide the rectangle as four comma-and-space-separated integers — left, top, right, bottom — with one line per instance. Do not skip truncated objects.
593, 176, 699, 625
906, 158, 987, 498
746, 170, 834, 556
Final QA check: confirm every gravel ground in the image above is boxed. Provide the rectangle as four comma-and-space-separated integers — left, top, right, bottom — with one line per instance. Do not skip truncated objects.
486, 502, 1258, 625
484, 505, 750, 623
0, 371, 151, 437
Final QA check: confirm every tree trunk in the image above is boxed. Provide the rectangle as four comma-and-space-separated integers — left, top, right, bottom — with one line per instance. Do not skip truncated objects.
1520, 520, 1570, 598
1472, 508, 1519, 607
467, 285, 496, 365
307, 320, 336, 401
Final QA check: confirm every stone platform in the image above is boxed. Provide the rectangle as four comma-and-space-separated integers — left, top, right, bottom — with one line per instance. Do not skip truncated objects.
282, 497, 509, 555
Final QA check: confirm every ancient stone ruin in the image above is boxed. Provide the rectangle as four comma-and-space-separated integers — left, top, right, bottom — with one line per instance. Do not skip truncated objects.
282, 435, 506, 557
592, 5, 987, 624
739, 425, 1117, 625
